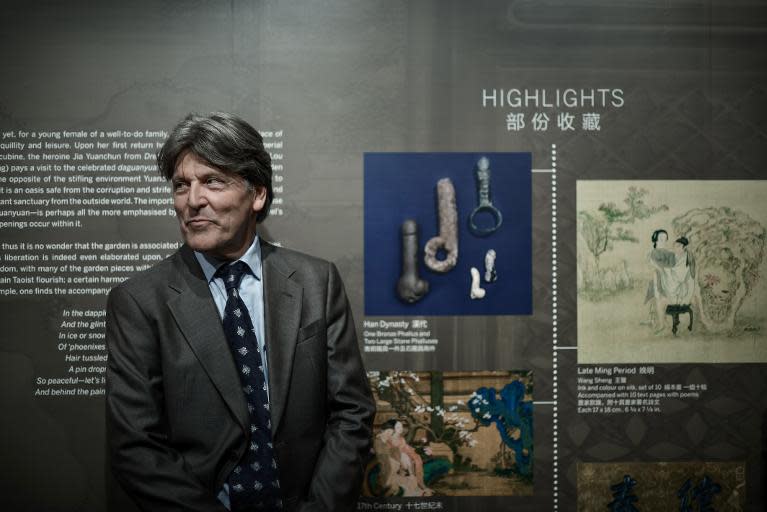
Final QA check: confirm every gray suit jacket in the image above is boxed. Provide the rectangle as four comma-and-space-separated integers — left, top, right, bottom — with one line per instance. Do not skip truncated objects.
106, 240, 375, 512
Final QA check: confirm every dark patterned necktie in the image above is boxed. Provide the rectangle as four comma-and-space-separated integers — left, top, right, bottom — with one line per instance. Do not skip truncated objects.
217, 261, 282, 511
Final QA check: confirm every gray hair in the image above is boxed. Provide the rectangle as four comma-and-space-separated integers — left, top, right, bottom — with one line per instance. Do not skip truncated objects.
157, 112, 273, 222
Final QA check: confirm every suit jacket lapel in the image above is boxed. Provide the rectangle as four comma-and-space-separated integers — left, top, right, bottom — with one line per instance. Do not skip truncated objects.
261, 241, 302, 435
166, 245, 250, 432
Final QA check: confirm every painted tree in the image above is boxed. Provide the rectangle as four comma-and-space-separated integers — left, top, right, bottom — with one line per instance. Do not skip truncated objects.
578, 187, 668, 288
371, 371, 480, 454
673, 207, 766, 332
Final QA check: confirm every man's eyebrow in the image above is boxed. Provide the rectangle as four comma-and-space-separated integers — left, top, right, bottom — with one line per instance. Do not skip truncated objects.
200, 170, 232, 181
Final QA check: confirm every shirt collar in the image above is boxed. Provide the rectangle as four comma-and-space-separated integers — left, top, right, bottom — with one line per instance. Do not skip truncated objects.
194, 234, 263, 284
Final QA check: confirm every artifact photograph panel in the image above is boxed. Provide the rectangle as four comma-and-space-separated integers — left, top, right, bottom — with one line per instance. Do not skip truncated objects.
364, 153, 532, 316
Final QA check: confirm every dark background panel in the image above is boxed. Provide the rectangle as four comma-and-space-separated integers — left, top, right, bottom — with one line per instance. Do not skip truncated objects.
1, 1, 766, 511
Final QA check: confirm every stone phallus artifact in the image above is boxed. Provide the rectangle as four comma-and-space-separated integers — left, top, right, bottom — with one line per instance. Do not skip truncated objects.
396, 219, 430, 303
424, 178, 459, 273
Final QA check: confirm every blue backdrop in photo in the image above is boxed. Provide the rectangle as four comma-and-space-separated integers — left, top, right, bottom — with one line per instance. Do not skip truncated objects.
364, 152, 532, 316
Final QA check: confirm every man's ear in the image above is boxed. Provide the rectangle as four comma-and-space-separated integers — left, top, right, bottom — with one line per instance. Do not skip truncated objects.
252, 185, 267, 213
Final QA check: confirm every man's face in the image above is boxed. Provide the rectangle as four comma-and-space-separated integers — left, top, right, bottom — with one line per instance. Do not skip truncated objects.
172, 152, 266, 260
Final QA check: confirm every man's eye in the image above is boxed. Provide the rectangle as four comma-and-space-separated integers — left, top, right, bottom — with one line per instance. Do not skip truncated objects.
206, 177, 225, 186
172, 181, 188, 192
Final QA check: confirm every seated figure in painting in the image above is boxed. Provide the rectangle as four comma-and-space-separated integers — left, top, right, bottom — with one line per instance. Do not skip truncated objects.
373, 420, 433, 497
660, 237, 696, 304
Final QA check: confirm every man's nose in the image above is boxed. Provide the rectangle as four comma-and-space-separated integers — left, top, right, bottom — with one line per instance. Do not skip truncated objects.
187, 181, 207, 209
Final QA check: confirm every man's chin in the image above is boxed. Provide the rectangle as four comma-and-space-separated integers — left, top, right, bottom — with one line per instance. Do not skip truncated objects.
181, 234, 219, 254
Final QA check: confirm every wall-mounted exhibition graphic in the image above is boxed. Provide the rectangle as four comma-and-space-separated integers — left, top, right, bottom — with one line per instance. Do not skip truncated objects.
2, 1, 767, 511
577, 181, 767, 363
364, 371, 533, 498
364, 153, 532, 316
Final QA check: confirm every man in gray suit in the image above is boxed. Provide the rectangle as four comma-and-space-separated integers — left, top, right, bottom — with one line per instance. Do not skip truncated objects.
106, 112, 375, 512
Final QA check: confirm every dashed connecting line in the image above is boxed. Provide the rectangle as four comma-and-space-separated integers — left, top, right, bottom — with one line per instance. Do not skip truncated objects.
531, 145, 560, 510
551, 143, 558, 510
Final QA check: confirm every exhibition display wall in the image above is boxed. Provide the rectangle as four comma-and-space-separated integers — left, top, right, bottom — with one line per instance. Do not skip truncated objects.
1, 1, 766, 510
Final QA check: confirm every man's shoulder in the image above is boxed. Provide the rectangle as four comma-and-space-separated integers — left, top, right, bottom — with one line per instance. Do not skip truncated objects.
109, 248, 184, 297
261, 241, 339, 290
262, 241, 329, 268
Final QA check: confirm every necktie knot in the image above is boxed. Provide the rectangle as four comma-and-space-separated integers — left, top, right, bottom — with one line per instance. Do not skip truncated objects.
217, 261, 250, 291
